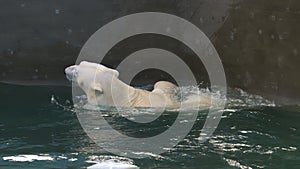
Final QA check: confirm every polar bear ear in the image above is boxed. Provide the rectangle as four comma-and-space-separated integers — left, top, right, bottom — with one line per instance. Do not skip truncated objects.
111, 69, 119, 77
92, 83, 103, 93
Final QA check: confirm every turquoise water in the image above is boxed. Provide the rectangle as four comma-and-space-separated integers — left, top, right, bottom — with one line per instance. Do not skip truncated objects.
0, 83, 299, 169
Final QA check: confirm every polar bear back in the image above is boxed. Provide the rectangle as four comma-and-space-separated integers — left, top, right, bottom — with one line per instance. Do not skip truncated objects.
152, 81, 179, 107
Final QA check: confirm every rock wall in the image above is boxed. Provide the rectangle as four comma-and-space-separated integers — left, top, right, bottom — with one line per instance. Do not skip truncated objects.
0, 0, 299, 104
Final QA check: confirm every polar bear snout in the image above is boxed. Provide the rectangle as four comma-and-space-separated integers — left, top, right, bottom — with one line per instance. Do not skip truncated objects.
65, 65, 78, 81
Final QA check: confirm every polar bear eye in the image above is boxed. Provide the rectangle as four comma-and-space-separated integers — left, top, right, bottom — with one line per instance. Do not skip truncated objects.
74, 71, 78, 77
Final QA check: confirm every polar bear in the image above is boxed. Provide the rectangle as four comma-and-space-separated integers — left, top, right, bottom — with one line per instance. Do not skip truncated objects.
65, 61, 180, 108
65, 61, 211, 109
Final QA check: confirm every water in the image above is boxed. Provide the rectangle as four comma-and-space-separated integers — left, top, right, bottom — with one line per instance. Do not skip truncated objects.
0, 83, 299, 169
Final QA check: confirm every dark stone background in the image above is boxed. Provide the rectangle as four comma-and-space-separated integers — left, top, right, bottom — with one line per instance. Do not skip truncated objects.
0, 0, 299, 104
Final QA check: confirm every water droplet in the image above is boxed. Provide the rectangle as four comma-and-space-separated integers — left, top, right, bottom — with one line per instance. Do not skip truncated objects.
230, 31, 234, 40
258, 29, 262, 35
7, 49, 14, 55
200, 17, 204, 24
50, 95, 56, 104
67, 29, 72, 34
166, 27, 171, 33
65, 100, 71, 104
32, 75, 39, 79
293, 49, 298, 56
20, 3, 25, 7
55, 9, 60, 14
208, 47, 213, 55
270, 15, 276, 21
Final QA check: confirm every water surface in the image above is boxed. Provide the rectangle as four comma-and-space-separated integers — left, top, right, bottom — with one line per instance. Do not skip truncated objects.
0, 83, 299, 168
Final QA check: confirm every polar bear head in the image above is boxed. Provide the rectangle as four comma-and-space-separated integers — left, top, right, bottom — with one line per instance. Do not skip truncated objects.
65, 61, 120, 105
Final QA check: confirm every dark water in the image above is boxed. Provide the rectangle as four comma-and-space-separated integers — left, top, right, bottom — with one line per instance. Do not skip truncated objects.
0, 83, 299, 169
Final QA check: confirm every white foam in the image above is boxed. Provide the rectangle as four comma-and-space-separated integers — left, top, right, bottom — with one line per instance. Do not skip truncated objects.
3, 154, 54, 162
223, 158, 252, 169
87, 161, 139, 169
